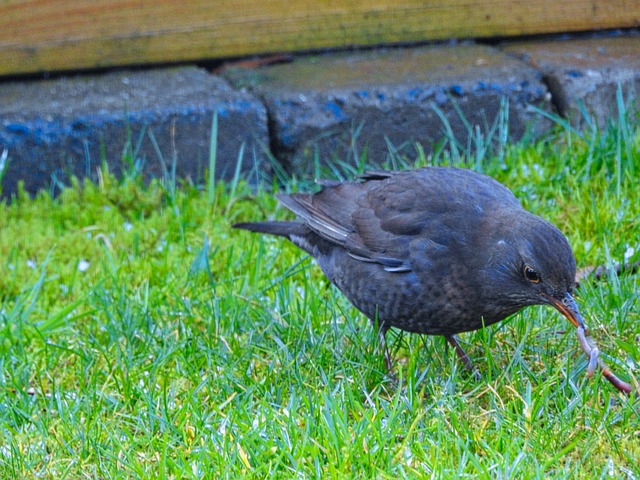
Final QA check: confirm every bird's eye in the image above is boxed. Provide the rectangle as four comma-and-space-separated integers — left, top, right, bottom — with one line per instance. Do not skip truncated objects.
523, 265, 541, 283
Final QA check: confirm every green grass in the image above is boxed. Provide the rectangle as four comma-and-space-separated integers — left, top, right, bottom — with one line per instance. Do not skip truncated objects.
1, 112, 639, 478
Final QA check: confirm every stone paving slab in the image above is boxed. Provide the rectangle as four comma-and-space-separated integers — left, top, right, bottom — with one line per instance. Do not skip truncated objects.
222, 44, 553, 176
2, 34, 639, 197
0, 67, 269, 197
502, 35, 640, 128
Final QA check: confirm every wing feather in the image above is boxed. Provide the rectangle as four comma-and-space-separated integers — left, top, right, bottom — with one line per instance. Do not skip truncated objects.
276, 167, 522, 273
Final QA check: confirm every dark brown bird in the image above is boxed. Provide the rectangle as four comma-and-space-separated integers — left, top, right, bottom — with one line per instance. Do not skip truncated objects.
234, 166, 585, 371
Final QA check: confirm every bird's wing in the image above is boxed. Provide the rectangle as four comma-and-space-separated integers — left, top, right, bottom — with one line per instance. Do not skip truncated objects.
278, 167, 521, 272
277, 171, 431, 272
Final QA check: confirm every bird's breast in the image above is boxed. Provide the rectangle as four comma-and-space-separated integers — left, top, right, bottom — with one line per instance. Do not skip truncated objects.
316, 246, 494, 336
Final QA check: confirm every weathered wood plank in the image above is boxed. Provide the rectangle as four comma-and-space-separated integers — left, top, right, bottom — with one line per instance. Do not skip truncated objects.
0, 0, 638, 76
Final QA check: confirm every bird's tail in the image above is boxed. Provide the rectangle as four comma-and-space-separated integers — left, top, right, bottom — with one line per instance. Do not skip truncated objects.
232, 221, 305, 238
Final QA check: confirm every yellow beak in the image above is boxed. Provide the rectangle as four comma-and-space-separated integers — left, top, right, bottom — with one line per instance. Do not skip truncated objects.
546, 292, 585, 329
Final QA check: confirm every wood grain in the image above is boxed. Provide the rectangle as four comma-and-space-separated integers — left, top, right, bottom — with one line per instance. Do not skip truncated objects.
0, 0, 638, 76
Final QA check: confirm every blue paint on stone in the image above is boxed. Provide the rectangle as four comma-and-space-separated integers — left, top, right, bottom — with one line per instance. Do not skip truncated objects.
449, 85, 463, 96
5, 123, 29, 135
406, 87, 422, 100
434, 90, 449, 106
323, 100, 347, 120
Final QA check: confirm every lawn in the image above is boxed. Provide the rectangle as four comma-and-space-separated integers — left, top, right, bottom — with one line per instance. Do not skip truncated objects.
0, 109, 639, 478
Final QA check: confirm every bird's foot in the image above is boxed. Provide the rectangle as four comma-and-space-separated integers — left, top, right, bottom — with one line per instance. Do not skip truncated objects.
445, 335, 481, 381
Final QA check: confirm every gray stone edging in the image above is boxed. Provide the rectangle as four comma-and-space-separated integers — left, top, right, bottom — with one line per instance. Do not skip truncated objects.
0, 33, 638, 198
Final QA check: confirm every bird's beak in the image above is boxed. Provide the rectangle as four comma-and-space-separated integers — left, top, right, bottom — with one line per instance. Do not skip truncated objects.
546, 292, 585, 329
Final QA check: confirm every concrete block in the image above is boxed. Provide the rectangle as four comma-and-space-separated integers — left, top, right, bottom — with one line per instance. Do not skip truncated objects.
0, 67, 269, 197
502, 35, 640, 128
223, 45, 552, 176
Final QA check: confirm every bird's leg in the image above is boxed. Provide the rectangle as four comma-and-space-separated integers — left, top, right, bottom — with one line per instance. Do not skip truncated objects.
445, 335, 481, 380
378, 326, 393, 372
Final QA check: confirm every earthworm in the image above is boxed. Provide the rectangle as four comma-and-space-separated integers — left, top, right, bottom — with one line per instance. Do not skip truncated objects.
575, 326, 635, 395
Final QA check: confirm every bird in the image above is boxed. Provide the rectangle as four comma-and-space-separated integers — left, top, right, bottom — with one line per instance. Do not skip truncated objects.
233, 166, 585, 372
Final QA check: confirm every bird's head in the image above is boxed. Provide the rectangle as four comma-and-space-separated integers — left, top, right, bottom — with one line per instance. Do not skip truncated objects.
479, 209, 584, 328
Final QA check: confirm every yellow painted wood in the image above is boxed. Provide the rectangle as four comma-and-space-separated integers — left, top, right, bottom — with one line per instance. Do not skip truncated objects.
0, 0, 638, 76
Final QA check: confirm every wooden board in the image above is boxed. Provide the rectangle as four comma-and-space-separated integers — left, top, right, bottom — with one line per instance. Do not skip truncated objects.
0, 0, 638, 76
